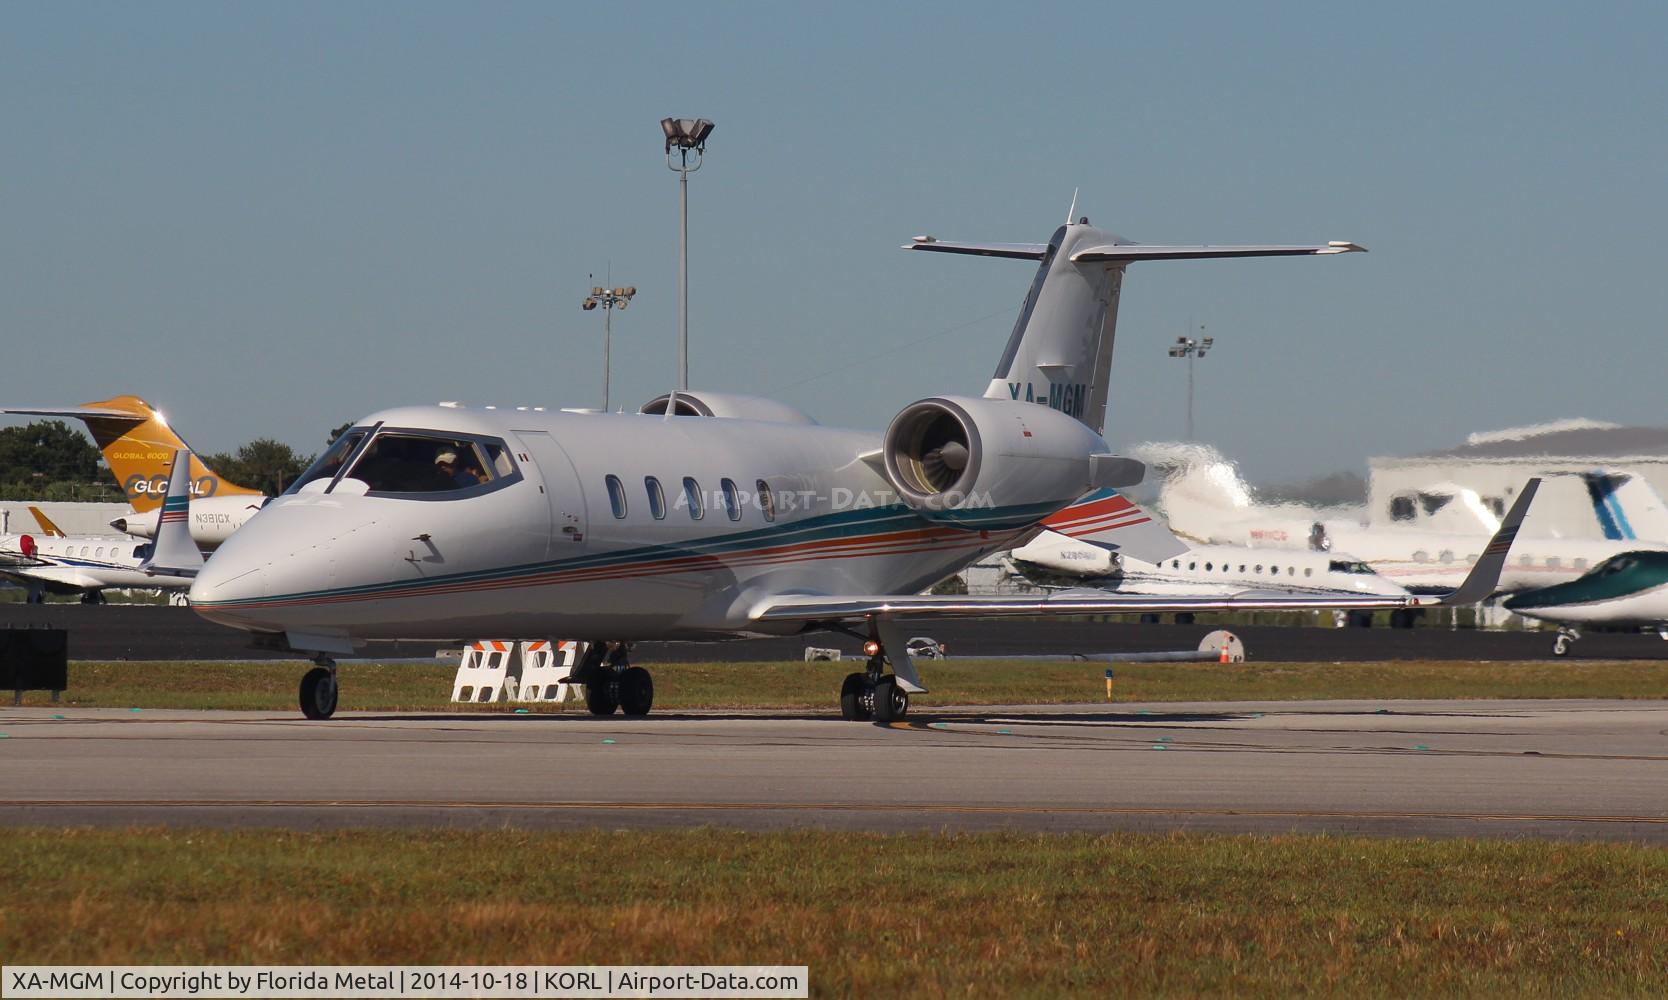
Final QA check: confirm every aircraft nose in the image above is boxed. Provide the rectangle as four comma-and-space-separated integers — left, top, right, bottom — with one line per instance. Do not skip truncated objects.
188, 547, 269, 626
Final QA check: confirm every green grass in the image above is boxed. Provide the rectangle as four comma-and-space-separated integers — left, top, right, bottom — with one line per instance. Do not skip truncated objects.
1, 828, 1665, 996
12, 657, 1668, 712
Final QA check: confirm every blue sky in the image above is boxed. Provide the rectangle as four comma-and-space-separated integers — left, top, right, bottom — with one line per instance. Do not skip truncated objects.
2, 2, 1663, 482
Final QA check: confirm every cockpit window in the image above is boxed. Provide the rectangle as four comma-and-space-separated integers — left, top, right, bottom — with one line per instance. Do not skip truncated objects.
347, 433, 495, 494
286, 428, 370, 495
1328, 560, 1374, 575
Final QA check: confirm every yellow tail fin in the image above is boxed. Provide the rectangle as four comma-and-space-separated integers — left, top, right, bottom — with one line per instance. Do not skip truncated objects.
73, 396, 264, 512
27, 506, 66, 537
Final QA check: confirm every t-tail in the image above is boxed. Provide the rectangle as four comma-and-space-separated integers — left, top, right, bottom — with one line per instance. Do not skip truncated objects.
906, 217, 1365, 434
0, 395, 262, 512
1582, 471, 1668, 542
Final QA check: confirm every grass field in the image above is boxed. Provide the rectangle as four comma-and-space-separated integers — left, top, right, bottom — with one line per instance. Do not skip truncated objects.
13, 656, 1668, 712
2, 828, 1665, 996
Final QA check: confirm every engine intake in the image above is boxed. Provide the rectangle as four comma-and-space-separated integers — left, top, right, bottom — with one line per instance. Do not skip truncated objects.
884, 399, 982, 508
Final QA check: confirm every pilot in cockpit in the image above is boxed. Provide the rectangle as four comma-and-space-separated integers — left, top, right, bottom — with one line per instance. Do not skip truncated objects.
435, 449, 485, 489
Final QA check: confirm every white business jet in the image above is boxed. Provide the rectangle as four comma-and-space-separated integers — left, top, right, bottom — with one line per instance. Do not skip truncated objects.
185, 211, 1535, 721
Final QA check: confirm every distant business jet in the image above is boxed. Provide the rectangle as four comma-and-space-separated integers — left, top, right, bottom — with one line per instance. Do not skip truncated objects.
0, 507, 193, 603
181, 211, 1535, 721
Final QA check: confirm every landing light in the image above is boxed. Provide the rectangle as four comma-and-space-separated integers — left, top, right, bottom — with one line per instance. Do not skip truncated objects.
863, 640, 881, 656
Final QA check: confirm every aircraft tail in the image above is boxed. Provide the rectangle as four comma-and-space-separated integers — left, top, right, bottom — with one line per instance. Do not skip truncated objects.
141, 450, 203, 578
0, 395, 261, 513
1584, 470, 1668, 542
906, 218, 1363, 434
27, 506, 67, 538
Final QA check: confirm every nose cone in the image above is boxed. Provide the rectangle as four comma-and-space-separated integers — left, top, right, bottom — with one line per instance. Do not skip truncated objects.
188, 543, 269, 629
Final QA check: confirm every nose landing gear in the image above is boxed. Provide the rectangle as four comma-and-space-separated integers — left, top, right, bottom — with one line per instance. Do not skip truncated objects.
299, 656, 339, 720
1552, 627, 1580, 657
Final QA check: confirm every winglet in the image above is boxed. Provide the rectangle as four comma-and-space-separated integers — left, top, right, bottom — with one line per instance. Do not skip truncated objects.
1430, 478, 1540, 607
141, 449, 203, 578
27, 506, 66, 538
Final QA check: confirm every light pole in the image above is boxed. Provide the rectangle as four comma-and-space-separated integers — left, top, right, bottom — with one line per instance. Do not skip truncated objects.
660, 117, 714, 391
1166, 325, 1213, 440
582, 279, 636, 412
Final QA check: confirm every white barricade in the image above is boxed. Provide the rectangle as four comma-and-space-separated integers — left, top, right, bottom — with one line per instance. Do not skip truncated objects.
450, 640, 520, 703
517, 640, 588, 703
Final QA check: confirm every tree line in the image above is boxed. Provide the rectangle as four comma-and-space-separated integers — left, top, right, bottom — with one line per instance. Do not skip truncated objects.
0, 420, 352, 501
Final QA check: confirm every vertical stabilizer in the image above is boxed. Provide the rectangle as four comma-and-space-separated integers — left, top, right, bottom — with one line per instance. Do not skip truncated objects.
0, 395, 262, 512
142, 450, 203, 578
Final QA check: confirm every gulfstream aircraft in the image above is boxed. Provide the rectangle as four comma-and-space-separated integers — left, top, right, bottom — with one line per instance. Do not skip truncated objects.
185, 213, 1537, 722
0, 395, 268, 548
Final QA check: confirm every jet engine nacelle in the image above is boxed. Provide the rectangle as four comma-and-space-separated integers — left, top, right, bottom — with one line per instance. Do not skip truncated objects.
882, 396, 1132, 524
111, 495, 268, 549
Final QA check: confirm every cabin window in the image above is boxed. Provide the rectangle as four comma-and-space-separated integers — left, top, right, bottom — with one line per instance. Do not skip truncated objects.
344, 433, 502, 495
1574, 558, 1588, 571
1519, 555, 1534, 567
95, 547, 105, 558
1305, 567, 1314, 577
756, 480, 776, 522
1439, 550, 1454, 564
1389, 495, 1416, 521
720, 478, 742, 521
683, 477, 705, 520
605, 475, 628, 519
1238, 564, 1246, 573
645, 477, 666, 520
1171, 560, 1180, 569
1254, 564, 1263, 573
1545, 556, 1561, 569
1413, 550, 1429, 563
1188, 562, 1196, 571
1204, 562, 1213, 572
1269, 566, 1279, 576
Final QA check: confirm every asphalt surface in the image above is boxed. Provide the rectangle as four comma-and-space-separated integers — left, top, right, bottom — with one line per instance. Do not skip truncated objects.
4, 700, 1667, 839
3, 603, 1664, 662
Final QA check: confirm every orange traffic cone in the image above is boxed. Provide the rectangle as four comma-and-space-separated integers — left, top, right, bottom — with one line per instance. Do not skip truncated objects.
1219, 642, 1230, 663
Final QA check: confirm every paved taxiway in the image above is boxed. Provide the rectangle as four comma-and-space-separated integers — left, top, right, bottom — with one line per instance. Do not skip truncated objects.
4, 605, 1660, 662
5, 700, 1667, 840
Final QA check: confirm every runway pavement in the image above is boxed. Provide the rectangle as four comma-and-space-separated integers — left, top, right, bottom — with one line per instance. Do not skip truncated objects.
5, 604, 1665, 662
4, 700, 1667, 840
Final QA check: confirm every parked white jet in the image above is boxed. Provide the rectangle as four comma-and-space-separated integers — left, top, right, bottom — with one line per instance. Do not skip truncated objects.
185, 213, 1536, 721
1147, 444, 1655, 594
0, 507, 193, 603
1005, 530, 1409, 607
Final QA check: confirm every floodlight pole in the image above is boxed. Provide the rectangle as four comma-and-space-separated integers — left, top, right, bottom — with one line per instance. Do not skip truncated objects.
582, 279, 636, 412
1167, 324, 1213, 440
662, 118, 713, 392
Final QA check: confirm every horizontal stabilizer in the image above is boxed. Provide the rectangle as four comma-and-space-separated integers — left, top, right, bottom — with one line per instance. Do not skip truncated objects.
1070, 241, 1366, 262
902, 238, 1047, 260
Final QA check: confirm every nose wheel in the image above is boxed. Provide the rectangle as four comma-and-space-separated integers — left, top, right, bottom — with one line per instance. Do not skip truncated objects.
299, 658, 339, 720
1552, 628, 1580, 657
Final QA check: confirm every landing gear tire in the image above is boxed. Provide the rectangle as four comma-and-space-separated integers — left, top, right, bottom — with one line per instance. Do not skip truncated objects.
299, 666, 338, 720
839, 672, 872, 721
585, 677, 620, 716
1553, 630, 1577, 657
619, 666, 654, 716
872, 676, 908, 723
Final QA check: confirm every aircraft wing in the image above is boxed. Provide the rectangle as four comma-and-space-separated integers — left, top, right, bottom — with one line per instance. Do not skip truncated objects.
754, 479, 1539, 625
1038, 488, 1188, 565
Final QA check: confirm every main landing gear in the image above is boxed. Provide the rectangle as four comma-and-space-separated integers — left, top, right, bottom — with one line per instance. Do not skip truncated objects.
299, 656, 339, 720
572, 642, 654, 717
839, 641, 909, 723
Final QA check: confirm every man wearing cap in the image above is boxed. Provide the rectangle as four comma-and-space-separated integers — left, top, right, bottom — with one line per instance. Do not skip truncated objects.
435, 449, 480, 489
